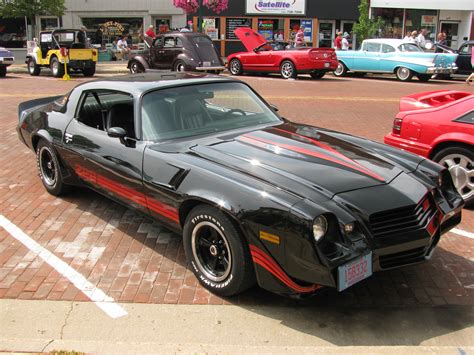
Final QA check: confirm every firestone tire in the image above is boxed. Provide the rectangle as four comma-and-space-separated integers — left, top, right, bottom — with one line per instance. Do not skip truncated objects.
183, 205, 255, 297
36, 140, 69, 196
432, 146, 473, 206
27, 58, 41, 76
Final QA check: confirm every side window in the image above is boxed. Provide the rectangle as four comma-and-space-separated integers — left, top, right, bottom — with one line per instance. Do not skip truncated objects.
382, 44, 395, 53
154, 36, 163, 47
77, 91, 134, 137
176, 37, 183, 47
460, 45, 472, 54
364, 43, 381, 52
164, 37, 175, 48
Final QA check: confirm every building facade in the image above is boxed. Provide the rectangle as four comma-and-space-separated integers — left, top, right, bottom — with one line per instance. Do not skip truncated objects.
188, 0, 361, 56
370, 0, 474, 49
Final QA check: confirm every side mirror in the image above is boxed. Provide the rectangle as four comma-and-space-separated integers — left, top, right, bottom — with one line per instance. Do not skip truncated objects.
108, 126, 127, 138
269, 103, 279, 112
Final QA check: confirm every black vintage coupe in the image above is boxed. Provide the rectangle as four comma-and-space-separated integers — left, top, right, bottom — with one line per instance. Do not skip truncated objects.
127, 32, 224, 74
17, 73, 463, 297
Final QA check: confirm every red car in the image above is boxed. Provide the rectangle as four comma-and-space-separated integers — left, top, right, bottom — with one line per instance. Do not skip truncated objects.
227, 27, 338, 79
384, 90, 473, 205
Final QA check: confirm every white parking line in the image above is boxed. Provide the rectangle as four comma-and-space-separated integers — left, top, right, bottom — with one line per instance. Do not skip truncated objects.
450, 228, 474, 239
0, 215, 128, 319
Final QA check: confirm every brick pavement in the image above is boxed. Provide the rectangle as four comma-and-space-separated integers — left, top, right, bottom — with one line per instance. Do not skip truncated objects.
0, 73, 473, 307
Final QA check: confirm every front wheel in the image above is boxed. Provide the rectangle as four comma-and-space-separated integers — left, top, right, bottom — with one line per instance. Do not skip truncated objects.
83, 64, 96, 77
280, 60, 296, 79
0, 66, 6, 77
36, 140, 69, 196
183, 205, 255, 297
229, 58, 243, 75
310, 70, 325, 79
395, 66, 413, 81
333, 61, 348, 77
129, 60, 144, 74
27, 58, 41, 76
432, 146, 473, 206
50, 57, 64, 78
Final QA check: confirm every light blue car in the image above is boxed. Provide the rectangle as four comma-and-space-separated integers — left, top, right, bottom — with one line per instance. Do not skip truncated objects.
334, 39, 458, 82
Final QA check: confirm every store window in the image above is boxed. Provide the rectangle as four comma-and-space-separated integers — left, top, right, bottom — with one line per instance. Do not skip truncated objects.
155, 19, 170, 33
40, 17, 59, 31
405, 10, 438, 42
258, 19, 284, 41
289, 19, 313, 45
0, 18, 28, 48
81, 17, 144, 47
371, 8, 404, 38
225, 18, 251, 40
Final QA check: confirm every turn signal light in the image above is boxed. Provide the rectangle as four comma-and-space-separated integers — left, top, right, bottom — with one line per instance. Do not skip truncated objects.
392, 117, 403, 135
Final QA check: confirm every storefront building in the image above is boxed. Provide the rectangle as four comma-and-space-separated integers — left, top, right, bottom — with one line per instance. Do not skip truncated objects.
189, 0, 360, 56
370, 0, 474, 48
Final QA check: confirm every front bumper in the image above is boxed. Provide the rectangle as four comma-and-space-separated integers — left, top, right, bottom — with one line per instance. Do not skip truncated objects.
426, 66, 457, 74
0, 57, 14, 66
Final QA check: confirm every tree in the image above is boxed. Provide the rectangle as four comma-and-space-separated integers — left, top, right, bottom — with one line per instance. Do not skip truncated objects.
352, 0, 384, 45
173, 0, 228, 31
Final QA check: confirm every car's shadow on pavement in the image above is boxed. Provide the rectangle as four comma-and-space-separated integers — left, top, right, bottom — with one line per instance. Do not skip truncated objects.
66, 188, 473, 346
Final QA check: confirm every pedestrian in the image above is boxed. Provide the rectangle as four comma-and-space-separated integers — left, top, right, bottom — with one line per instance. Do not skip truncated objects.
341, 32, 350, 50
77, 26, 87, 45
416, 28, 428, 48
95, 27, 103, 46
334, 31, 343, 50
294, 26, 305, 47
145, 25, 156, 39
403, 30, 412, 41
117, 35, 131, 60
435, 32, 448, 53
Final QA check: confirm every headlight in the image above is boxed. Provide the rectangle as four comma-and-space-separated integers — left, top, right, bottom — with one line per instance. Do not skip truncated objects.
313, 215, 328, 242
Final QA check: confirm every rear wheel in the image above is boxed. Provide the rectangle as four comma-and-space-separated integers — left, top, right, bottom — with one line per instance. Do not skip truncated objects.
229, 58, 243, 75
50, 56, 64, 78
0, 66, 6, 77
310, 70, 325, 79
183, 205, 255, 296
27, 58, 41, 76
395, 66, 413, 81
129, 60, 144, 74
280, 60, 296, 79
417, 74, 431, 82
173, 60, 186, 72
36, 140, 69, 196
333, 61, 348, 77
432, 146, 473, 206
83, 63, 96, 77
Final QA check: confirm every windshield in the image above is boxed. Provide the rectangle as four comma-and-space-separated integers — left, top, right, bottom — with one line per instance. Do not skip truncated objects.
398, 43, 422, 52
141, 82, 281, 141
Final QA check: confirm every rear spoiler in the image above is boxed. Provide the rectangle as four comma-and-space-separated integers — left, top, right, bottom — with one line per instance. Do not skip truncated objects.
18, 95, 62, 121
399, 90, 473, 112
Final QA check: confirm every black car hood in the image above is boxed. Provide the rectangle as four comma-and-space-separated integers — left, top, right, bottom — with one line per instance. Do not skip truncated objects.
189, 123, 403, 199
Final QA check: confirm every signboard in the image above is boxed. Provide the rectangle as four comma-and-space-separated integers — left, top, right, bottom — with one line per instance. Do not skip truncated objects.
203, 18, 218, 40
226, 18, 251, 40
101, 21, 125, 36
246, 0, 306, 15
301, 19, 312, 42
421, 15, 437, 26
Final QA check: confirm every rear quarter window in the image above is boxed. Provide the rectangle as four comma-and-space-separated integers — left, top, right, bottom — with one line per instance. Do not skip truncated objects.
454, 110, 474, 125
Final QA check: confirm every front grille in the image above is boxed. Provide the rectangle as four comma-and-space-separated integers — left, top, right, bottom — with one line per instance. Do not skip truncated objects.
369, 195, 436, 240
379, 247, 427, 269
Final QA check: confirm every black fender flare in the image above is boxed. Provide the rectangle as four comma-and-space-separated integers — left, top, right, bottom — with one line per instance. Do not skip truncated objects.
127, 56, 150, 70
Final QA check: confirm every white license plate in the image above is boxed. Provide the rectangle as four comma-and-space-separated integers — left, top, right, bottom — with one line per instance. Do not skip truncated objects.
338, 252, 372, 291
203, 61, 211, 67
324, 62, 330, 68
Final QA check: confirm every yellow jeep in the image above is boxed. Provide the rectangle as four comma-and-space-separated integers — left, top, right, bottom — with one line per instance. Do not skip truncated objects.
26, 29, 98, 77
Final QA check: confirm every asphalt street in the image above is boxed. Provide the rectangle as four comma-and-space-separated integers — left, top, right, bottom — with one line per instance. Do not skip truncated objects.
0, 71, 473, 352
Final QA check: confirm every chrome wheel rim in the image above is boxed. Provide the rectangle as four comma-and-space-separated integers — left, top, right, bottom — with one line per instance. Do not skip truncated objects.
176, 63, 185, 72
281, 62, 294, 78
52, 60, 58, 75
39, 146, 57, 187
439, 153, 474, 201
28, 60, 35, 73
397, 67, 410, 80
334, 62, 344, 76
191, 221, 232, 282
130, 62, 139, 73
230, 60, 240, 75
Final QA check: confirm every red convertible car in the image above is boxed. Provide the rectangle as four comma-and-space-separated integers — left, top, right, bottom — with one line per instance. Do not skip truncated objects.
227, 27, 338, 79
384, 90, 473, 205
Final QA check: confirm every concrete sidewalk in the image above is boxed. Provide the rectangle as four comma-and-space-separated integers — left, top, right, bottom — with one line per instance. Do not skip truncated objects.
1, 299, 472, 353
7, 62, 129, 74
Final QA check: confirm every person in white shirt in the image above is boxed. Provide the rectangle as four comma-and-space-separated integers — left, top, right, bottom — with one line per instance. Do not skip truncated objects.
341, 32, 350, 50
416, 29, 428, 48
117, 35, 131, 60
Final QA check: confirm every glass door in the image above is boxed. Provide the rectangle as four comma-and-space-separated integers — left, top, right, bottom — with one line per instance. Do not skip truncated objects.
318, 20, 335, 48
341, 21, 355, 50
440, 22, 459, 49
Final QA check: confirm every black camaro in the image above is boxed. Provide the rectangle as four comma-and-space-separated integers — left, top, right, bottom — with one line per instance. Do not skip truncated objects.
17, 73, 463, 297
